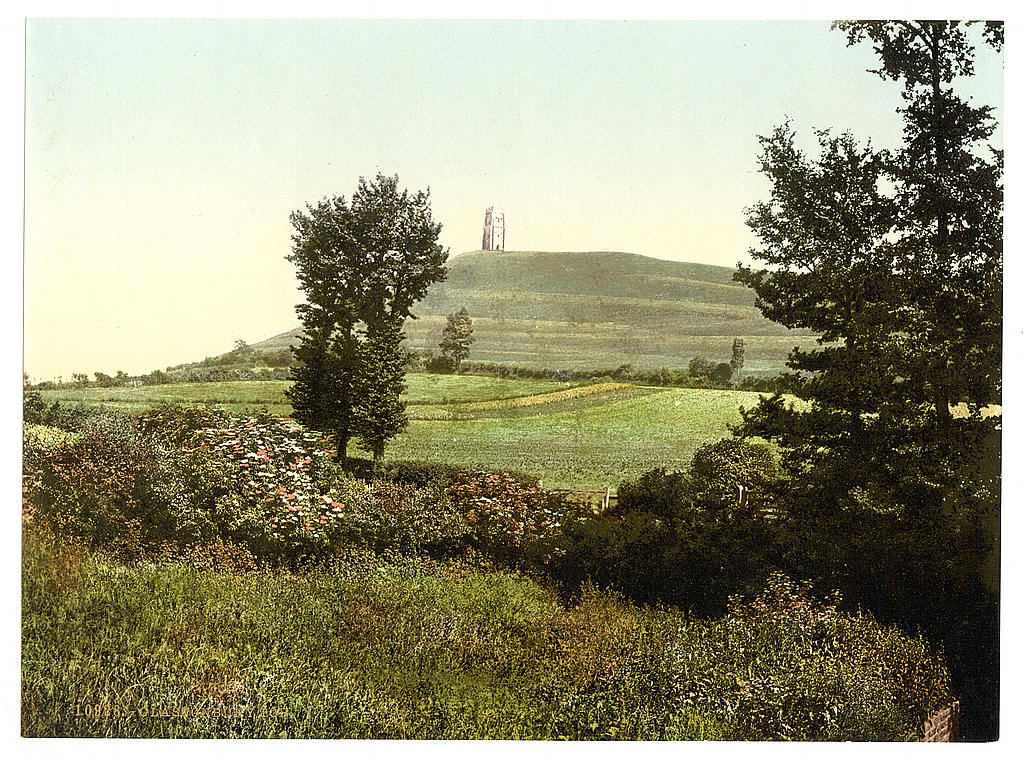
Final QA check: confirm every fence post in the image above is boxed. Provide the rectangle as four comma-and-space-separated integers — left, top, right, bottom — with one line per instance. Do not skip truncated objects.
603, 486, 611, 512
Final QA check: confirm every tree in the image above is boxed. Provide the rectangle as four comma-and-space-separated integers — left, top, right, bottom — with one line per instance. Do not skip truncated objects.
439, 306, 474, 372
834, 21, 1003, 427
736, 21, 1002, 510
729, 338, 745, 385
734, 21, 1002, 740
355, 318, 408, 462
286, 173, 448, 465
735, 126, 898, 499
688, 356, 715, 380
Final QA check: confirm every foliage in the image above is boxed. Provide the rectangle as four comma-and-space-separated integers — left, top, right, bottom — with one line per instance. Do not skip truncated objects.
439, 306, 474, 371
687, 438, 780, 516
286, 173, 449, 464
22, 532, 951, 740
312, 474, 471, 558
617, 468, 691, 521
688, 355, 715, 379
448, 471, 588, 568
678, 572, 953, 740
732, 23, 1001, 738
355, 318, 408, 462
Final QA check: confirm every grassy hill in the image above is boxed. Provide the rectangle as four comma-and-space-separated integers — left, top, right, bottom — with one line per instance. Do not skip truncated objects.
208, 251, 814, 375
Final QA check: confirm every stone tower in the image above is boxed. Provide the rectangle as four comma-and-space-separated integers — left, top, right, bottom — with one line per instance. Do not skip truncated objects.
482, 207, 505, 251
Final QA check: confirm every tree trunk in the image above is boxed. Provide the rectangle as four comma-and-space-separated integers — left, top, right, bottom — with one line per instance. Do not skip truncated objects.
372, 444, 385, 464
335, 432, 349, 468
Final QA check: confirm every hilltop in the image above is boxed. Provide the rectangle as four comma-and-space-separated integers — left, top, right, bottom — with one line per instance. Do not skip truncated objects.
198, 251, 811, 376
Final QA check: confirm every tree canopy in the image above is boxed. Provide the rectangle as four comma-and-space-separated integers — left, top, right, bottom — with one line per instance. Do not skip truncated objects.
286, 173, 448, 464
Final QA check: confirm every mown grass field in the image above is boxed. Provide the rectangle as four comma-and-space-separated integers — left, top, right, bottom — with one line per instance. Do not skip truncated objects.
41, 376, 767, 489
360, 387, 767, 489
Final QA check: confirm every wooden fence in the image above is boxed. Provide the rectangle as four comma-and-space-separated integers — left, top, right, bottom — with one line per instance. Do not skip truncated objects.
541, 483, 617, 513
736, 484, 779, 520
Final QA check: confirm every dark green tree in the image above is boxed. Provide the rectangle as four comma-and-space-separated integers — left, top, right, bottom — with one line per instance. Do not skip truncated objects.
439, 306, 474, 372
711, 362, 734, 387
834, 21, 1003, 426
355, 318, 408, 463
286, 173, 448, 465
735, 127, 898, 501
735, 21, 1002, 740
286, 195, 364, 466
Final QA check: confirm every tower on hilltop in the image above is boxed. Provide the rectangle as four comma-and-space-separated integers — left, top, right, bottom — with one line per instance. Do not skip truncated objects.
482, 207, 505, 251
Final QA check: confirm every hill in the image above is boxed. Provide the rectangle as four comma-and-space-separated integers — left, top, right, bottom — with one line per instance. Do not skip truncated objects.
208, 251, 813, 376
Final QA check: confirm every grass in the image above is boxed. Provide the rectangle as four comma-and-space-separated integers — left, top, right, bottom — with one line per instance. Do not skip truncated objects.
22, 530, 724, 740
198, 251, 815, 375
362, 387, 769, 489
37, 377, 766, 489
41, 375, 578, 411
38, 376, 768, 489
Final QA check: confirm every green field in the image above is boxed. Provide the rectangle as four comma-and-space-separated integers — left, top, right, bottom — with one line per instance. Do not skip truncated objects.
201, 250, 816, 376
42, 377, 766, 489
42, 375, 580, 413
362, 386, 765, 489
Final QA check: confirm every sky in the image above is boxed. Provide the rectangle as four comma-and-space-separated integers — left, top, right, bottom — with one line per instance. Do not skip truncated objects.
22, 17, 1004, 382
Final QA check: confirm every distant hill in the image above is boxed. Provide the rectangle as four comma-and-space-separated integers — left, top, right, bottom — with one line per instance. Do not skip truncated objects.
206, 251, 813, 376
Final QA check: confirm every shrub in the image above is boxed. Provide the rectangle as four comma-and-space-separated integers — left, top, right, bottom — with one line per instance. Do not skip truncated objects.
673, 572, 954, 740
25, 410, 238, 557
323, 477, 471, 557
687, 438, 781, 516
376, 459, 466, 487
617, 468, 691, 521
448, 471, 588, 569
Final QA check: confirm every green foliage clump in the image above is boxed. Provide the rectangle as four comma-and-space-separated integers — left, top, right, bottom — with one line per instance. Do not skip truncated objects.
687, 438, 780, 515
448, 471, 588, 569
674, 572, 953, 741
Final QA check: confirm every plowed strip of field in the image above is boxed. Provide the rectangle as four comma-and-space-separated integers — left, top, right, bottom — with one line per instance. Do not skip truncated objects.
409, 382, 647, 420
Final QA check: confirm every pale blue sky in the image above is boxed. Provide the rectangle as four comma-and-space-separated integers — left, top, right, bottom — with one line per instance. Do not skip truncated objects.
24, 19, 1004, 380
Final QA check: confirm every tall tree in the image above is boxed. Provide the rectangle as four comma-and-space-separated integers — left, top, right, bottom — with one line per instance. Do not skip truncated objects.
286, 196, 364, 466
286, 174, 448, 465
834, 21, 1003, 428
439, 306, 475, 372
735, 21, 1002, 740
348, 174, 449, 460
736, 21, 1002, 511
735, 127, 898, 500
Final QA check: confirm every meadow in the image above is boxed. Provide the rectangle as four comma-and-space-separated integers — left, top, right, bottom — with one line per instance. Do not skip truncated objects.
22, 382, 954, 740
40, 376, 767, 489
23, 529, 946, 740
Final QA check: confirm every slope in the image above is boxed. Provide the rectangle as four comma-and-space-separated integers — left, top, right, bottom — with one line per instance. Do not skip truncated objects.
214, 251, 813, 375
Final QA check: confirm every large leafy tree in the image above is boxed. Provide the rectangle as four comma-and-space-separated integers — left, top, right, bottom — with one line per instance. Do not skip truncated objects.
734, 21, 1002, 740
286, 174, 448, 465
347, 174, 448, 461
736, 21, 1002, 514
